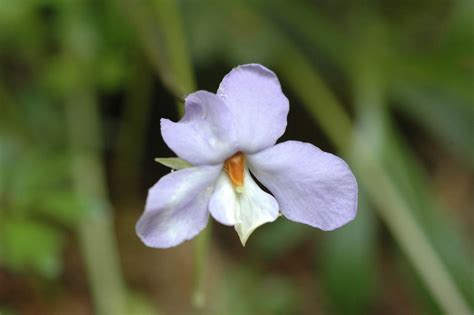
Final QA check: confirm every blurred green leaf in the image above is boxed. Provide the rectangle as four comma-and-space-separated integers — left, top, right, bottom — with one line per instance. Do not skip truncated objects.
37, 190, 84, 226
9, 152, 71, 212
0, 218, 64, 278
0, 307, 16, 315
214, 266, 300, 315
393, 86, 474, 169
319, 193, 376, 315
250, 219, 311, 261
380, 110, 474, 307
351, 101, 472, 314
119, 0, 196, 101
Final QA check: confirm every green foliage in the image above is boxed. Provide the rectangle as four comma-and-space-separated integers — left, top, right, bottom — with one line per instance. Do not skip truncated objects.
213, 266, 300, 315
0, 218, 64, 278
319, 194, 376, 315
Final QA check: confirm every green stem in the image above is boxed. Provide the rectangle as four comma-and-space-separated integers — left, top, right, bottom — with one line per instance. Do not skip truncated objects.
66, 90, 127, 315
192, 221, 212, 309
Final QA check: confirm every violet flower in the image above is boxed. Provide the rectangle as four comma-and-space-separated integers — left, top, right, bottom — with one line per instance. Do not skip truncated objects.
137, 64, 358, 248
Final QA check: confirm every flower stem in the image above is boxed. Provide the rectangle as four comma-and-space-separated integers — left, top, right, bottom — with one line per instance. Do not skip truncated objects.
192, 222, 212, 309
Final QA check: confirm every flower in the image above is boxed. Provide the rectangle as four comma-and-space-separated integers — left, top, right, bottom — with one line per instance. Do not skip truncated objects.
136, 64, 358, 248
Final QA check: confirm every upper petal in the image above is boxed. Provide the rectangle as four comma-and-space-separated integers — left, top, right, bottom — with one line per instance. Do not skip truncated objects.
247, 141, 358, 231
161, 91, 238, 165
136, 165, 222, 248
217, 64, 289, 153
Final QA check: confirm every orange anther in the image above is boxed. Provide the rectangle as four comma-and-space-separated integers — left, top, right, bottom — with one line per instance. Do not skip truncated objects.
223, 152, 245, 190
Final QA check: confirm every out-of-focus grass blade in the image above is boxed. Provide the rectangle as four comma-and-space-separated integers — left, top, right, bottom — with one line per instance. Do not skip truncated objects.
151, 0, 196, 95
276, 46, 352, 151
352, 133, 472, 314
250, 219, 312, 261
254, 0, 351, 68
213, 265, 300, 315
120, 0, 212, 309
319, 192, 376, 315
351, 90, 472, 313
118, 0, 195, 103
393, 86, 474, 169
269, 20, 470, 314
380, 109, 474, 307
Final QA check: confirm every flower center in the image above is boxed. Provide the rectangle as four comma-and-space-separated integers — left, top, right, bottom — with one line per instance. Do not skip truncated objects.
223, 152, 245, 192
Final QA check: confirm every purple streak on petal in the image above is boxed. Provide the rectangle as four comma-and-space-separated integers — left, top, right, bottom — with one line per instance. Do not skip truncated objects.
161, 91, 238, 165
217, 64, 289, 153
248, 141, 358, 230
136, 164, 222, 248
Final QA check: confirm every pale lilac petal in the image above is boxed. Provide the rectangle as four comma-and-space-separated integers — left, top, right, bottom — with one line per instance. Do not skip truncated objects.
248, 141, 358, 230
209, 168, 279, 245
161, 91, 237, 165
217, 64, 289, 153
136, 165, 222, 248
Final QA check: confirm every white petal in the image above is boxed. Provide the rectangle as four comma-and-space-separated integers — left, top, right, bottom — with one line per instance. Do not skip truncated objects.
209, 172, 238, 226
235, 169, 279, 245
209, 169, 280, 245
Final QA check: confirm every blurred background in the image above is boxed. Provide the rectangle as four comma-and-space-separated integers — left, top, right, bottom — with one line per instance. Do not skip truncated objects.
0, 0, 473, 314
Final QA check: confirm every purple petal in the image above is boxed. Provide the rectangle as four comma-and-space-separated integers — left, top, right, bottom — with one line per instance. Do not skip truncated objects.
248, 141, 358, 230
136, 165, 222, 248
161, 91, 237, 165
217, 64, 289, 153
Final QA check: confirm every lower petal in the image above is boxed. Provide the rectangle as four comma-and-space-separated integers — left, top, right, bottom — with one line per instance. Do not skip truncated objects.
136, 165, 222, 248
209, 169, 279, 245
248, 141, 358, 231
209, 172, 238, 226
235, 168, 279, 245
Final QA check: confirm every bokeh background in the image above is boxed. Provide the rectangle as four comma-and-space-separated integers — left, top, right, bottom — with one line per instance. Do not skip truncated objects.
0, 0, 473, 314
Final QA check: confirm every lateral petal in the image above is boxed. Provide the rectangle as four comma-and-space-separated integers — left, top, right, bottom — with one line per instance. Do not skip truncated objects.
248, 141, 358, 231
136, 165, 222, 248
161, 91, 237, 165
